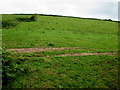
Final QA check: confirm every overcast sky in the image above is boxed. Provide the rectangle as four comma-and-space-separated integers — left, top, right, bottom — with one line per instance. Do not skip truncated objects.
0, 0, 119, 20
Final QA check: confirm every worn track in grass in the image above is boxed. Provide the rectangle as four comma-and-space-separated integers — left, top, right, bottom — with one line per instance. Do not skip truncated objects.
7, 47, 75, 53
55, 52, 115, 57
7, 47, 115, 57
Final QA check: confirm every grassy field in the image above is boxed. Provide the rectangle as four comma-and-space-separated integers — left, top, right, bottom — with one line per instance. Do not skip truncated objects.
2, 14, 118, 88
2, 14, 118, 50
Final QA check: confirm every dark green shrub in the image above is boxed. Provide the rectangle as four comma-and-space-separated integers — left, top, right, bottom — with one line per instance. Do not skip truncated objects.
0, 21, 2, 29
48, 43, 55, 47
30, 15, 37, 21
2, 20, 19, 28
103, 19, 112, 21
2, 15, 37, 29
17, 15, 37, 22
17, 17, 31, 22
107, 19, 112, 21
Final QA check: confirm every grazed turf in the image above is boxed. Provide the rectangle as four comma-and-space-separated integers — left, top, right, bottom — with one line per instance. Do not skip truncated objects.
3, 51, 118, 88
2, 14, 118, 88
2, 14, 118, 52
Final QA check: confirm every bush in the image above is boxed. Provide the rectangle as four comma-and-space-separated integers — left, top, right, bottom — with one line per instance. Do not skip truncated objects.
48, 43, 55, 47
2, 20, 19, 28
17, 15, 37, 22
103, 19, 112, 21
0, 21, 2, 29
17, 17, 31, 22
2, 15, 37, 29
30, 15, 37, 21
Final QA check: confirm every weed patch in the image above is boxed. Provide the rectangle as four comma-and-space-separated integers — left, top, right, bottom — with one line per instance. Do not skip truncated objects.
2, 51, 29, 88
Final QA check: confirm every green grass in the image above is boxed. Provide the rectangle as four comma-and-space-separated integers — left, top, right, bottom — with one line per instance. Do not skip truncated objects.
3, 51, 118, 88
2, 14, 118, 88
0, 29, 2, 54
2, 15, 118, 51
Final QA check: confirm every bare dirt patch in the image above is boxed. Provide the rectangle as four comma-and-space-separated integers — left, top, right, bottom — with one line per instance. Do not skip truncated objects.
7, 47, 82, 53
7, 47, 67, 53
55, 52, 115, 57
7, 47, 115, 57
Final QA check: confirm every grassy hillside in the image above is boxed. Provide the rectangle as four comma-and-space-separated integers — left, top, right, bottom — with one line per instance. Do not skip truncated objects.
2, 14, 118, 88
2, 14, 118, 50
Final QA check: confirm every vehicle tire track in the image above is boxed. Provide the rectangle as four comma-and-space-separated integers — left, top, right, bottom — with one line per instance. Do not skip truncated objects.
7, 47, 115, 57
55, 52, 115, 57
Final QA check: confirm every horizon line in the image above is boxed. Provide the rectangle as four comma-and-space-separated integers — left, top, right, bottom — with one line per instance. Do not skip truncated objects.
1, 13, 118, 21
